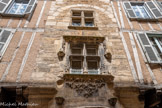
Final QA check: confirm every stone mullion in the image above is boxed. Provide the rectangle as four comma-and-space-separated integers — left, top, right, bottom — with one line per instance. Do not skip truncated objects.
99, 43, 105, 74
81, 11, 85, 26
65, 42, 70, 72
83, 43, 87, 74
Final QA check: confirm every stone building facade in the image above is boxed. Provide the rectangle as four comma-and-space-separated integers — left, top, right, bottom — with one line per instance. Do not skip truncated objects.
0, 0, 161, 108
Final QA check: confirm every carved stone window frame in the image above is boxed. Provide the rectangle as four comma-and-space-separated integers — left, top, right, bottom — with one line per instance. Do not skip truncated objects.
68, 9, 98, 30
64, 36, 105, 74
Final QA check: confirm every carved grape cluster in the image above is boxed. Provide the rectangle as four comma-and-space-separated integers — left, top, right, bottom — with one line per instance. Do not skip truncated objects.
66, 78, 105, 98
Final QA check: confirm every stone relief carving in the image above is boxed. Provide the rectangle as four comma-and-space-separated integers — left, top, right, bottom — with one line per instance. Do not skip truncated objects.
65, 78, 106, 98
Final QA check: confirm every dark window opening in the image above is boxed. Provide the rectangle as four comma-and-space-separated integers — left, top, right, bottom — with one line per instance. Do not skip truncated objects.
0, 87, 28, 108
71, 61, 82, 69
87, 60, 98, 69
71, 43, 83, 55
144, 89, 162, 108
72, 11, 81, 16
85, 19, 94, 27
66, 40, 103, 74
86, 44, 98, 55
84, 11, 93, 17
72, 18, 81, 26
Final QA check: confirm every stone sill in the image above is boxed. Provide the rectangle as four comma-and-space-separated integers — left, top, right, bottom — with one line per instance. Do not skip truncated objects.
63, 73, 114, 83
68, 26, 98, 30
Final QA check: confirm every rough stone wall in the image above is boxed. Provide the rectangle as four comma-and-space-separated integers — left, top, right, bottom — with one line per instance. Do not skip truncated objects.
28, 0, 142, 108
32, 0, 134, 85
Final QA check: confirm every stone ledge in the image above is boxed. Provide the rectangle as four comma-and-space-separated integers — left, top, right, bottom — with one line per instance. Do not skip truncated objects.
63, 73, 114, 83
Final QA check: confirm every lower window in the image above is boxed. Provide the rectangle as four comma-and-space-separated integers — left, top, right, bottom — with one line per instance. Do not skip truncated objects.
138, 33, 162, 63
69, 43, 101, 74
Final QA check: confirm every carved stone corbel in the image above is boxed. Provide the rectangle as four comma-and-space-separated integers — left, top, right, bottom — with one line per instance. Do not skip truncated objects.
104, 50, 112, 61
57, 37, 65, 61
103, 41, 112, 62
57, 48, 65, 61
108, 97, 117, 106
55, 97, 65, 105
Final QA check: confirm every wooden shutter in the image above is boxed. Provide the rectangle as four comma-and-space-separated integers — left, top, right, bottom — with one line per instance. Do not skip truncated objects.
25, 0, 37, 14
0, 30, 11, 57
0, 0, 11, 13
156, 1, 162, 12
146, 1, 162, 18
123, 2, 136, 19
137, 33, 159, 63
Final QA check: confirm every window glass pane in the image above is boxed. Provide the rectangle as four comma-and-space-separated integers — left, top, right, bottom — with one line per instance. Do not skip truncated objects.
72, 11, 81, 16
72, 49, 82, 55
132, 5, 142, 18
72, 61, 82, 69
85, 22, 93, 27
87, 61, 98, 69
149, 37, 162, 59
132, 4, 150, 18
85, 19, 94, 27
9, 3, 19, 14
0, 34, 9, 43
84, 12, 93, 17
139, 6, 149, 18
87, 48, 96, 55
86, 44, 97, 55
17, 4, 27, 14
8, 2, 28, 14
72, 19, 81, 26
71, 44, 83, 54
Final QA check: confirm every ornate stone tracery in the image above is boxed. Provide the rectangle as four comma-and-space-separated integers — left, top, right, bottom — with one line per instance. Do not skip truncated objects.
66, 81, 105, 98
64, 74, 114, 98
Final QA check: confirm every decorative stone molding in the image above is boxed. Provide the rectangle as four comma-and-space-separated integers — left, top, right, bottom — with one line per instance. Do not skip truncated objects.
64, 74, 114, 83
66, 81, 105, 98
63, 36, 105, 43
64, 74, 114, 98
